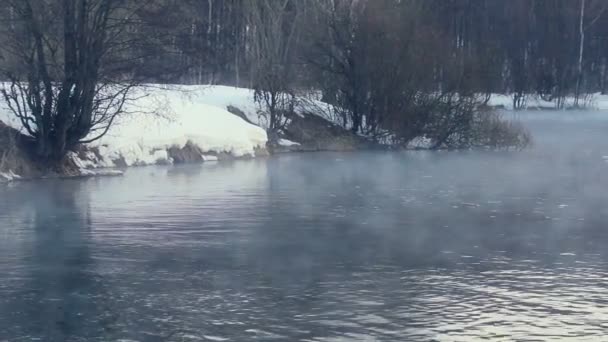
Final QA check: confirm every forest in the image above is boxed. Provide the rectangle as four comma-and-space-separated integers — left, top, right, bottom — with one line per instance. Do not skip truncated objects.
2, 0, 595, 105
0, 0, 605, 162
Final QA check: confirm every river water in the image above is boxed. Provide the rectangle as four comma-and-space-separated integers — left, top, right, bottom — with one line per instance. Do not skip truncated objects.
2, 111, 608, 341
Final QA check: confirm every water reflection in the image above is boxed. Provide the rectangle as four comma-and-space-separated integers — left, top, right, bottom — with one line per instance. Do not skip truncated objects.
0, 181, 115, 340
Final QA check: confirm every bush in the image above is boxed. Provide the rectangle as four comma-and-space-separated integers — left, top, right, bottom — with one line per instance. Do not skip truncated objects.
0, 121, 37, 178
387, 95, 531, 150
468, 109, 532, 150
427, 106, 532, 150
0, 121, 16, 172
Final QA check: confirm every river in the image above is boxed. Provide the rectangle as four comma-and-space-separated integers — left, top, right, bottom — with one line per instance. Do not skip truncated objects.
2, 111, 608, 341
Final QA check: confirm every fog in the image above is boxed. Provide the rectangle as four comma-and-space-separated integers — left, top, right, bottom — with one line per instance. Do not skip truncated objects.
1, 110, 608, 340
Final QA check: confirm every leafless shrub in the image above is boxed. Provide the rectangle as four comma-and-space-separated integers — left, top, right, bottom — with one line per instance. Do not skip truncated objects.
469, 109, 532, 150
246, 0, 301, 136
388, 96, 531, 150
0, 122, 22, 175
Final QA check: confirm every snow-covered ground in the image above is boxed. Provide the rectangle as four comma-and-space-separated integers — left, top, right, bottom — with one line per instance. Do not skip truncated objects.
0, 85, 269, 175
3, 84, 608, 181
178, 85, 262, 125
277, 138, 301, 147
184, 85, 336, 128
487, 93, 608, 110
0, 170, 20, 183
90, 86, 267, 167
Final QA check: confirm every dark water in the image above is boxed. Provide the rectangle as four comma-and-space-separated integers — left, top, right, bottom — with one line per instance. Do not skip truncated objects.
2, 112, 608, 341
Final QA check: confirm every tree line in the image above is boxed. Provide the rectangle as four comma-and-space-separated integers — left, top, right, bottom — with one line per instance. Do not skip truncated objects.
0, 0, 599, 163
75, 0, 608, 106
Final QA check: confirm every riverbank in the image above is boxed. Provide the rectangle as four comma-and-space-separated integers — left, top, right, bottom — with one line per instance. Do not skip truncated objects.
3, 86, 594, 183
486, 93, 608, 110
0, 85, 381, 183
0, 86, 262, 182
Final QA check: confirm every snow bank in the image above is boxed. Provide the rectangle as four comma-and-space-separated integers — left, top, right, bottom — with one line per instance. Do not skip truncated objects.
406, 136, 433, 149
186, 85, 262, 125
190, 87, 608, 114
278, 138, 301, 147
186, 85, 335, 127
487, 93, 608, 110
90, 87, 267, 167
0, 85, 268, 172
68, 152, 124, 177
591, 93, 608, 110
0, 170, 20, 183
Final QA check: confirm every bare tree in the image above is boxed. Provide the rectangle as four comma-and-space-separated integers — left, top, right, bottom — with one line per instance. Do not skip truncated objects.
0, 0, 141, 165
246, 0, 300, 136
304, 0, 368, 133
575, 0, 586, 107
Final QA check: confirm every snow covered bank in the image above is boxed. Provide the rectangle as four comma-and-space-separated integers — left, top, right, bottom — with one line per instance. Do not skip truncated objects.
0, 85, 268, 176
0, 84, 386, 181
0, 170, 20, 183
90, 87, 267, 167
278, 138, 301, 147
487, 93, 608, 110
183, 85, 336, 128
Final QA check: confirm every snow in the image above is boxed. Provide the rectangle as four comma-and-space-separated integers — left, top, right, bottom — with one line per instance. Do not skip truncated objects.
202, 155, 219, 162
486, 94, 517, 110
591, 93, 608, 110
487, 93, 608, 110
182, 85, 263, 126
5, 82, 608, 180
407, 136, 433, 149
88, 86, 267, 168
189, 85, 334, 127
0, 170, 20, 183
278, 138, 301, 147
0, 85, 269, 174
68, 152, 124, 177
77, 168, 124, 177
203, 336, 229, 341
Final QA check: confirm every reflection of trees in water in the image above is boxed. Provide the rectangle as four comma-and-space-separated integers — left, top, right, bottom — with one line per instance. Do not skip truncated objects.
5, 180, 114, 341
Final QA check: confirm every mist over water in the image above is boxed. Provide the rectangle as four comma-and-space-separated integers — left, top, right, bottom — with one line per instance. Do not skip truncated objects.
2, 111, 608, 341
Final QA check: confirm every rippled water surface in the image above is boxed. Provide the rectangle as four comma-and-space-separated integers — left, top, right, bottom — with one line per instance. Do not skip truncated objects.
2, 111, 608, 341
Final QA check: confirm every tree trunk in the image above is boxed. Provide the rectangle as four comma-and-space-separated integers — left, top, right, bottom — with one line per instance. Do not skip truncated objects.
575, 0, 586, 107
235, 31, 240, 87
601, 58, 607, 94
